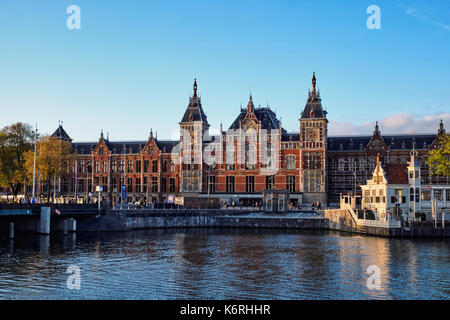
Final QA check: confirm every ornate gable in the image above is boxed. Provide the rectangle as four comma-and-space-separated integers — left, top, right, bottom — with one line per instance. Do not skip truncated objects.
366, 122, 388, 152
93, 131, 110, 154
430, 119, 446, 150
142, 129, 160, 154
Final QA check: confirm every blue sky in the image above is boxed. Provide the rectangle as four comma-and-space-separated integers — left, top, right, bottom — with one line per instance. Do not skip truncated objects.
0, 0, 449, 141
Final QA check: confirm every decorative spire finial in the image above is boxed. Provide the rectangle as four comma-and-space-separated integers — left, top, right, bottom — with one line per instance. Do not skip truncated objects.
247, 92, 254, 113
438, 119, 445, 135
312, 72, 317, 95
150, 128, 153, 138
374, 121, 380, 135
100, 129, 104, 140
193, 78, 197, 98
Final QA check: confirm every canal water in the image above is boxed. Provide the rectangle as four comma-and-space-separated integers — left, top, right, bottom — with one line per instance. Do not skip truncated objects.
0, 229, 448, 300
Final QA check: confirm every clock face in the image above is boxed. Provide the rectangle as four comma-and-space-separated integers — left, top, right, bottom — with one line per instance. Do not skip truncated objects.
306, 128, 319, 142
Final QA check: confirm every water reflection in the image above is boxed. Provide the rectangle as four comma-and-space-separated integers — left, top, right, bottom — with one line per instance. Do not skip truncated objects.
0, 229, 448, 300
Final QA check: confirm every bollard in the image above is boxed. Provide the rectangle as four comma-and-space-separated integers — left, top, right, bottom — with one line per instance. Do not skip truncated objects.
64, 219, 68, 235
40, 207, 51, 234
9, 222, 14, 239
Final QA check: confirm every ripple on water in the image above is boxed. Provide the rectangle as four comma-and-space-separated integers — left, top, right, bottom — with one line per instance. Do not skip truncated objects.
0, 230, 448, 300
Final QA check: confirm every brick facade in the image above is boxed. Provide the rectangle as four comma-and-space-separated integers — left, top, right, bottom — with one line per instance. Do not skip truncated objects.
46, 75, 447, 206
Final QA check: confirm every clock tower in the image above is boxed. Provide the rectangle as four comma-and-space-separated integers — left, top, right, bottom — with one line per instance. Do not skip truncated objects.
299, 73, 328, 204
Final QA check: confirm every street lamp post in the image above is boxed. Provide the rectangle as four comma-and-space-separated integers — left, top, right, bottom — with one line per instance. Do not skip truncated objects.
32, 123, 38, 203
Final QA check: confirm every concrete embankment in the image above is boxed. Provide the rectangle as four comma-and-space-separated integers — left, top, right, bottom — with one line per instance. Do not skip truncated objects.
76, 209, 328, 232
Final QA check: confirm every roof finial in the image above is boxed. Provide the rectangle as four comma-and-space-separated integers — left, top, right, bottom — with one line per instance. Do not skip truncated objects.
374, 121, 380, 136
193, 78, 197, 98
312, 72, 317, 95
247, 92, 254, 113
438, 118, 445, 135
100, 129, 104, 140
150, 128, 153, 138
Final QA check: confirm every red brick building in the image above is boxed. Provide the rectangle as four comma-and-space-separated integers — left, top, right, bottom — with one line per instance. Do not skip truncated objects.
45, 74, 447, 206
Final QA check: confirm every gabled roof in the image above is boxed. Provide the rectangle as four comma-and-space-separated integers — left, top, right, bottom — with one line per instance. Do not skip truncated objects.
180, 79, 208, 124
282, 132, 300, 142
327, 134, 436, 151
385, 164, 408, 184
229, 106, 285, 132
73, 142, 97, 155
300, 73, 327, 120
72, 139, 179, 155
51, 125, 72, 141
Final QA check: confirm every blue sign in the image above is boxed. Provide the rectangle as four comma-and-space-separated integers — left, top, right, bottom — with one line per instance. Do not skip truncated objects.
122, 185, 127, 201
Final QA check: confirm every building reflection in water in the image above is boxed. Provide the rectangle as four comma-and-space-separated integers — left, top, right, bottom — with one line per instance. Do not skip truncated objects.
336, 235, 391, 299
39, 235, 50, 254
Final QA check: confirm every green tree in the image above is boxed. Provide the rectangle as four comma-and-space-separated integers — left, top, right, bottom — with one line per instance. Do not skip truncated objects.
24, 135, 74, 202
0, 122, 33, 200
426, 134, 450, 177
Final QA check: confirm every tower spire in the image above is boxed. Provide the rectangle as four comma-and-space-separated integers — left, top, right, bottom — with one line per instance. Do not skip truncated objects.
247, 93, 254, 113
193, 78, 198, 98
374, 121, 380, 136
312, 72, 317, 96
438, 119, 445, 135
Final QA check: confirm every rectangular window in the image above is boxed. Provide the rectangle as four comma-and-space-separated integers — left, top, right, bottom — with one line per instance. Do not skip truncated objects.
127, 160, 133, 173
338, 158, 345, 172
421, 190, 431, 201
151, 176, 158, 193
162, 160, 167, 173
127, 178, 133, 193
77, 179, 84, 193
265, 175, 275, 190
79, 160, 85, 173
144, 160, 149, 173
119, 160, 124, 173
286, 156, 296, 170
143, 176, 148, 193
169, 178, 176, 193
434, 189, 443, 201
246, 176, 255, 193
111, 160, 117, 173
161, 178, 167, 193
111, 178, 117, 192
135, 160, 141, 173
136, 178, 141, 193
208, 176, 216, 193
226, 176, 235, 193
94, 161, 100, 173
102, 177, 108, 192
102, 161, 108, 173
286, 175, 296, 192
152, 160, 158, 173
